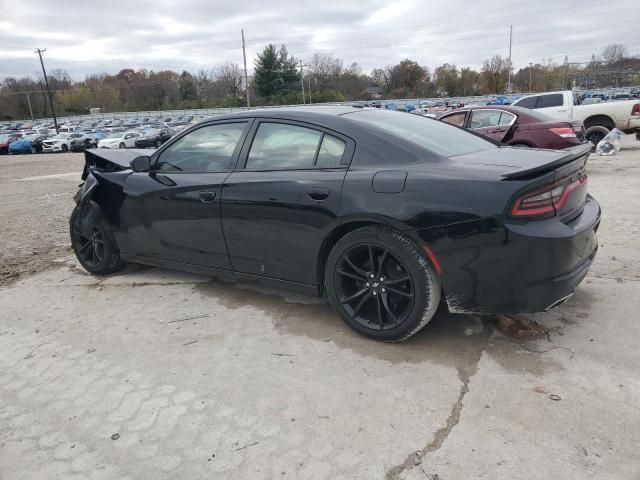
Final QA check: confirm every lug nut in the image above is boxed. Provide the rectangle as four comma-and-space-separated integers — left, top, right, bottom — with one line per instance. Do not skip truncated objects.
370, 274, 374, 278
380, 277, 385, 281
365, 283, 370, 287
381, 288, 386, 293
372, 291, 377, 296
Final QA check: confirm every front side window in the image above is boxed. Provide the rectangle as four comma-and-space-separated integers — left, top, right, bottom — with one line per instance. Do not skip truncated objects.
515, 96, 537, 109
441, 112, 466, 127
156, 122, 247, 172
246, 123, 322, 169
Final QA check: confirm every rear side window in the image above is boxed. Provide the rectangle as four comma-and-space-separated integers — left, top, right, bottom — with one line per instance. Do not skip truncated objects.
440, 112, 466, 127
316, 135, 346, 168
246, 123, 322, 169
470, 110, 514, 128
515, 96, 537, 109
537, 94, 563, 108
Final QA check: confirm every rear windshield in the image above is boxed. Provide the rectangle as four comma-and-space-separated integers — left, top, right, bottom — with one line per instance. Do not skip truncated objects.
345, 109, 495, 157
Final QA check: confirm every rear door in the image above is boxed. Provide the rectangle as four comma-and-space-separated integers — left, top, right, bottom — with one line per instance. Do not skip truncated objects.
534, 93, 569, 119
221, 120, 353, 285
119, 121, 251, 269
468, 109, 515, 142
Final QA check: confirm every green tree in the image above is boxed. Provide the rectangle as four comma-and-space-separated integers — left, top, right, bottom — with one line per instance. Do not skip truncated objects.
178, 70, 198, 103
253, 44, 300, 99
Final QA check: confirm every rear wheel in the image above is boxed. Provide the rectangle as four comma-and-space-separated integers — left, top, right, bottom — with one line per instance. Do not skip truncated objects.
584, 125, 609, 146
61, 144, 68, 152
70, 202, 125, 275
325, 226, 441, 341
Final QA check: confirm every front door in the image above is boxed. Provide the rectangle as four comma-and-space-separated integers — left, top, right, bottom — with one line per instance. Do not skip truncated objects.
118, 121, 251, 269
221, 120, 353, 285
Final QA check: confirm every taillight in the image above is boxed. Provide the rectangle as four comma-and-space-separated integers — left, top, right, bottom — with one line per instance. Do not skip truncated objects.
510, 174, 588, 218
632, 104, 640, 116
549, 127, 576, 138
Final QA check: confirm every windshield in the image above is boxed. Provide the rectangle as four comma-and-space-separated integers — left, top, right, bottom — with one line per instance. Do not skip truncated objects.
346, 109, 496, 157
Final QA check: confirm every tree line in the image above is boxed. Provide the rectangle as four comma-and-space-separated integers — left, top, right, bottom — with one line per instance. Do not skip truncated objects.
0, 43, 638, 120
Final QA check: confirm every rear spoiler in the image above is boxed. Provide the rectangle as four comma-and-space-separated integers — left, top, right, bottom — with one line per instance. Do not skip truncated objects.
502, 144, 591, 180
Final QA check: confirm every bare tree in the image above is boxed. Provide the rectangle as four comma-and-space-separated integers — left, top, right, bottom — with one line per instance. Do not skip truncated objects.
481, 55, 511, 93
601, 44, 628, 65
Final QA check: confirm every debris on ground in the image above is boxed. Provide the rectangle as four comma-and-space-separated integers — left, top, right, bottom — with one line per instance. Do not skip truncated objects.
495, 314, 549, 339
110, 433, 120, 440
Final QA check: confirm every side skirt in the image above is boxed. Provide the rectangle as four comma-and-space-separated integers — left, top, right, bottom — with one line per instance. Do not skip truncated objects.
120, 254, 319, 296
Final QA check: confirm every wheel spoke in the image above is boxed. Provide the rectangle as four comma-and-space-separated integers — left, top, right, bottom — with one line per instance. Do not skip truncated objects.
340, 287, 368, 304
376, 249, 388, 277
337, 269, 364, 282
384, 275, 410, 286
386, 286, 413, 298
368, 245, 376, 274
344, 255, 369, 279
381, 293, 398, 323
78, 240, 92, 254
375, 295, 384, 329
352, 292, 372, 317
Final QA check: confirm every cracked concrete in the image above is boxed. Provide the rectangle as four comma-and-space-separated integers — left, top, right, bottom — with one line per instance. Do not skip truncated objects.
1, 136, 640, 479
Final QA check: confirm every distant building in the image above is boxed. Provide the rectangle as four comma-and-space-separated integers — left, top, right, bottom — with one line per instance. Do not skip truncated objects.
366, 86, 384, 99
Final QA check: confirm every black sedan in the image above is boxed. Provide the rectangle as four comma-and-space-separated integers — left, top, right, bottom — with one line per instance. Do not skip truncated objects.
133, 128, 175, 148
70, 107, 599, 341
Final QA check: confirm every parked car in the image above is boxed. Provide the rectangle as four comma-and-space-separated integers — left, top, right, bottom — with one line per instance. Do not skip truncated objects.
133, 128, 175, 148
487, 96, 511, 105
42, 133, 87, 153
8, 138, 35, 154
97, 131, 142, 149
438, 105, 585, 149
70, 106, 598, 342
0, 133, 22, 154
70, 137, 97, 152
582, 97, 603, 105
512, 90, 640, 145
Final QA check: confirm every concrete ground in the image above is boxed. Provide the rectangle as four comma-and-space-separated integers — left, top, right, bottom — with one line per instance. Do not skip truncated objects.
1, 137, 639, 480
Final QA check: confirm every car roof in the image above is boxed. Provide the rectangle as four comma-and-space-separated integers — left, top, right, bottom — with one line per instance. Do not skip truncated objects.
202, 105, 366, 123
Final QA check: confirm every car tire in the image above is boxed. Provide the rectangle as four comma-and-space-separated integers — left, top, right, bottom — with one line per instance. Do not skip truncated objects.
61, 144, 68, 152
119, 143, 126, 149
325, 225, 441, 342
70, 202, 125, 275
584, 125, 610, 146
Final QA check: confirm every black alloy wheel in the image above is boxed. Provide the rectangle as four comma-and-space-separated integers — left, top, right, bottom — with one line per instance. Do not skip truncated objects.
335, 243, 414, 331
325, 226, 441, 341
70, 202, 125, 275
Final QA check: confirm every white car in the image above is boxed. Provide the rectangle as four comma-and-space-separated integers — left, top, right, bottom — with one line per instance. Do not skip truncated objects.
97, 131, 142, 149
42, 133, 87, 153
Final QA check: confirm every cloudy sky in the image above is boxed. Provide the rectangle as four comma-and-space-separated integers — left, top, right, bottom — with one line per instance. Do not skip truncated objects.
1, 0, 639, 80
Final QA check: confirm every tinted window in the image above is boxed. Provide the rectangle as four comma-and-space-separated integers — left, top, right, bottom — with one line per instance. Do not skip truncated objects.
246, 123, 322, 169
316, 135, 346, 167
156, 123, 246, 172
441, 112, 466, 127
537, 94, 564, 108
515, 96, 537, 109
347, 109, 495, 157
470, 110, 501, 128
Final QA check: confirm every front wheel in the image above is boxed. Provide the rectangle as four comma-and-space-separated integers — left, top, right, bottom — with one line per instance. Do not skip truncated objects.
325, 226, 441, 341
70, 202, 125, 275
119, 143, 126, 149
61, 144, 68, 152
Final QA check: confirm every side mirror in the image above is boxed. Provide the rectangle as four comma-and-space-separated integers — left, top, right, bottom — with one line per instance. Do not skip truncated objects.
130, 155, 151, 172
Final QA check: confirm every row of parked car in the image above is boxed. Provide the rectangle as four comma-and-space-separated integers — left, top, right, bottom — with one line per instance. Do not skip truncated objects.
0, 114, 212, 155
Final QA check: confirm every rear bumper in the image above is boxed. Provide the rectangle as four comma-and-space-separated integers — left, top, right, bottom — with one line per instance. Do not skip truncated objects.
415, 195, 601, 314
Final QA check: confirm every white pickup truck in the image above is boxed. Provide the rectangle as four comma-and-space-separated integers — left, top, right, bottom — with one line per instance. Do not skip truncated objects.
512, 90, 640, 144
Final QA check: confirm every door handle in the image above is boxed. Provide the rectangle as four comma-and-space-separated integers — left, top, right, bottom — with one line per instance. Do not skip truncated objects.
307, 187, 330, 201
199, 191, 217, 202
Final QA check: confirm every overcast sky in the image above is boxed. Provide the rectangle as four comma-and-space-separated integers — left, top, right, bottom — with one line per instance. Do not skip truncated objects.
1, 0, 639, 80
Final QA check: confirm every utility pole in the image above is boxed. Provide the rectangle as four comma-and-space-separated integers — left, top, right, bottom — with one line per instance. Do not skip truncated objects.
35, 48, 58, 133
299, 60, 305, 104
528, 62, 533, 92
25, 92, 34, 121
507, 25, 513, 94
241, 29, 250, 107
308, 77, 312, 104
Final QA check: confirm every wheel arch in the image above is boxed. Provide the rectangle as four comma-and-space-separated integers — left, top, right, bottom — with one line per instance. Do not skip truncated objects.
315, 215, 413, 296
583, 114, 615, 130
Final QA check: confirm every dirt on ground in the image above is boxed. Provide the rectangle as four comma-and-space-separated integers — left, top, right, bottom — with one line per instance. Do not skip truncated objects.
0, 152, 84, 286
